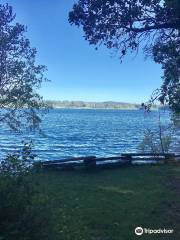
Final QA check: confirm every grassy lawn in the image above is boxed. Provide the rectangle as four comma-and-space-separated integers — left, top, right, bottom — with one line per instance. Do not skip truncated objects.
30, 164, 180, 240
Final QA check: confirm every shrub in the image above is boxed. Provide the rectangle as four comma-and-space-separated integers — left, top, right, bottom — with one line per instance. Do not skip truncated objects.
0, 143, 58, 240
139, 111, 172, 153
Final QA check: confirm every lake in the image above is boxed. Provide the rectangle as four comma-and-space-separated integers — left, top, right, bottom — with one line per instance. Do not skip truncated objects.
0, 109, 171, 161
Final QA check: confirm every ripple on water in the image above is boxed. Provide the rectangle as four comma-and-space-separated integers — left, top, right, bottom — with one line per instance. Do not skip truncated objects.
0, 109, 171, 160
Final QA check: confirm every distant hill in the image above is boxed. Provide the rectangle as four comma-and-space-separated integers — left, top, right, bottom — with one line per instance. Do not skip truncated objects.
45, 100, 145, 109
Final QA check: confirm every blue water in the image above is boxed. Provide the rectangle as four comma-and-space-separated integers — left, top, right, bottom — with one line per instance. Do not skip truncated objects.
0, 109, 171, 160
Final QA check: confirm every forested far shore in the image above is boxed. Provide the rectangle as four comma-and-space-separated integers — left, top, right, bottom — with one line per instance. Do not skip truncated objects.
45, 100, 160, 110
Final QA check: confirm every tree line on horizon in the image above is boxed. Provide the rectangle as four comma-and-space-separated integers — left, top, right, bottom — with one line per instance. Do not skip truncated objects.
46, 100, 144, 109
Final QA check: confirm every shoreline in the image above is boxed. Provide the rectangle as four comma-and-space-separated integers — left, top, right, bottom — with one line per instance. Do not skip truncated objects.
49, 106, 159, 110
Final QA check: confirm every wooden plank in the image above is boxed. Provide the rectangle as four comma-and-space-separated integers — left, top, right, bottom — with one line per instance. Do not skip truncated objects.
42, 161, 82, 167
121, 153, 175, 157
97, 156, 125, 162
42, 162, 81, 168
43, 156, 127, 165
131, 158, 165, 161
41, 156, 96, 165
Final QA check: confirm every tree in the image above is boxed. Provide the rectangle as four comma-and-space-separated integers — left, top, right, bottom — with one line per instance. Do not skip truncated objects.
0, 5, 59, 239
69, 0, 180, 113
0, 3, 47, 130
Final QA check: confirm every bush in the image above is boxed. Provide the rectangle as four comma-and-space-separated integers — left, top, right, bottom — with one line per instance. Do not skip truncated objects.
139, 111, 172, 153
139, 128, 172, 153
0, 143, 58, 240
0, 142, 35, 177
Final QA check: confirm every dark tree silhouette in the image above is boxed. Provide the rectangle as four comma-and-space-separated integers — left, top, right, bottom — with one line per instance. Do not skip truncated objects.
69, 0, 180, 112
0, 4, 48, 130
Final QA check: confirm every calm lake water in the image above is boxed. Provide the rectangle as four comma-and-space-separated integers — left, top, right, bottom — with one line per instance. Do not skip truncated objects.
0, 109, 171, 161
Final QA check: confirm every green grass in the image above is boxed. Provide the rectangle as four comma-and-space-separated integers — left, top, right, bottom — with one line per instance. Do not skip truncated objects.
32, 164, 180, 240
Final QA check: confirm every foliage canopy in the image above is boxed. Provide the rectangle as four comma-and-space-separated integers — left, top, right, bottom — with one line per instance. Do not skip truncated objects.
69, 0, 180, 112
0, 4, 47, 130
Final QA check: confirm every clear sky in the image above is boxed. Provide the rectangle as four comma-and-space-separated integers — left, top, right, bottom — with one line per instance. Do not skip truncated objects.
3, 0, 163, 103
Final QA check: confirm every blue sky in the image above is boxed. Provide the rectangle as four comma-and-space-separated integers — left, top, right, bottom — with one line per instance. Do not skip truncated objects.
3, 0, 163, 103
